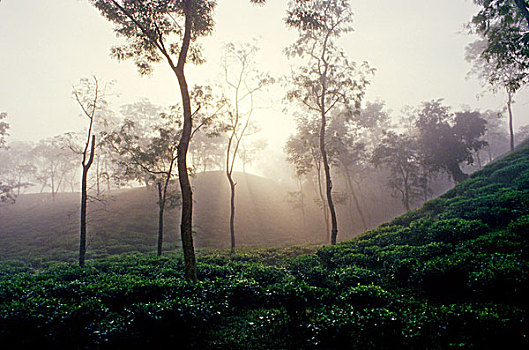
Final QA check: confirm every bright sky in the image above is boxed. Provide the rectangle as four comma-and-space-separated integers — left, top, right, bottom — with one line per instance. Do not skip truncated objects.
1, 0, 528, 175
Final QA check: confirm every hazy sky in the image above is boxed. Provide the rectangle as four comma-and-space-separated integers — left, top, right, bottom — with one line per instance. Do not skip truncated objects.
1, 0, 528, 173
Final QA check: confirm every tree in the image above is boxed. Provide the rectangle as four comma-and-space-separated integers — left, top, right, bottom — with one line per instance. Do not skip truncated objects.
480, 110, 510, 162
0, 112, 15, 203
327, 111, 369, 230
0, 141, 35, 197
285, 0, 373, 245
73, 77, 106, 267
466, 39, 528, 151
106, 108, 181, 256
453, 111, 489, 167
285, 116, 331, 241
415, 100, 487, 184
468, 1, 529, 151
372, 132, 424, 212
221, 42, 271, 253
90, 0, 218, 282
93, 109, 120, 197
31, 136, 76, 198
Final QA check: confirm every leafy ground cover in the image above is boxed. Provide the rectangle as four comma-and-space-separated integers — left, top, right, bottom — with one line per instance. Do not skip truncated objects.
1, 143, 529, 348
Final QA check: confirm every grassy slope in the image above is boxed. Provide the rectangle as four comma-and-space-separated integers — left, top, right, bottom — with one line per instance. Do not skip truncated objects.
1, 144, 529, 348
0, 171, 326, 262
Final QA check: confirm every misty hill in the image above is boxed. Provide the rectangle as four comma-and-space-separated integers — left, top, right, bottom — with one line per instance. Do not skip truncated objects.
0, 171, 326, 262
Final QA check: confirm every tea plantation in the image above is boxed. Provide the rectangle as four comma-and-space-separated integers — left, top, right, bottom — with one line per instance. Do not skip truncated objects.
1, 143, 529, 348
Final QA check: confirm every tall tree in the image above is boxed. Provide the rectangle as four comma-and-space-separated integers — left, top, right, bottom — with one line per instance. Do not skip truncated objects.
466, 39, 528, 151
221, 42, 271, 253
90, 0, 217, 282
469, 1, 529, 150
285, 0, 373, 245
73, 77, 106, 267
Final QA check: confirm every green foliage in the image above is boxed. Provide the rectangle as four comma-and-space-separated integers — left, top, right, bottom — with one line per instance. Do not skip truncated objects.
2, 138, 529, 348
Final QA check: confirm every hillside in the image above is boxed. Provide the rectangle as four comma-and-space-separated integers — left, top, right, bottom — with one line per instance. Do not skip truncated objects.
0, 172, 326, 261
1, 143, 529, 348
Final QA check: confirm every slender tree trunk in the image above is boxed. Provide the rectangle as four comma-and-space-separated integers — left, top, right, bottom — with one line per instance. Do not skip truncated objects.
173, 1, 196, 282
507, 89, 514, 151
79, 166, 88, 267
157, 182, 165, 256
79, 135, 95, 267
421, 166, 429, 202
228, 174, 236, 253
320, 115, 338, 245
96, 155, 101, 196
315, 165, 330, 242
298, 176, 307, 230
404, 182, 411, 212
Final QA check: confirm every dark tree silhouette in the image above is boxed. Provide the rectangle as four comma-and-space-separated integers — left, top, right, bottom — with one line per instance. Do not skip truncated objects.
73, 77, 105, 267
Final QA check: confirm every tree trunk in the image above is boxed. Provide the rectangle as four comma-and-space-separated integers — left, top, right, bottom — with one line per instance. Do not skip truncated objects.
507, 89, 514, 151
447, 160, 468, 184
157, 182, 165, 256
298, 176, 307, 231
79, 135, 95, 267
173, 1, 197, 282
96, 154, 101, 196
315, 165, 330, 241
228, 174, 236, 253
79, 166, 88, 267
403, 181, 411, 212
320, 119, 338, 245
